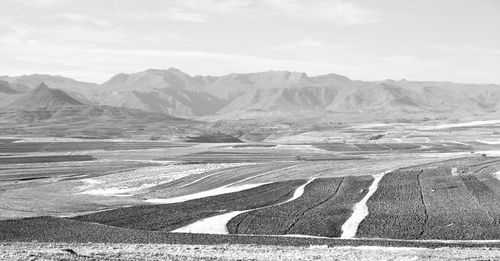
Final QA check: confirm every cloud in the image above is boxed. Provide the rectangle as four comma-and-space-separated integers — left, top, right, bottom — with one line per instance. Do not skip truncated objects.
271, 38, 343, 52
54, 13, 111, 26
428, 43, 500, 56
263, 0, 379, 25
163, 8, 207, 22
179, 0, 252, 14
162, 0, 378, 25
15, 0, 65, 8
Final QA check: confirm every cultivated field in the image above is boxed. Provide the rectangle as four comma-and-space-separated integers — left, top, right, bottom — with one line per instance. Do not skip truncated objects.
1, 120, 500, 259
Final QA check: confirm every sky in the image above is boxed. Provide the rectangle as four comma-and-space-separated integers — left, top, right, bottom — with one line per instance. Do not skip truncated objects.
0, 0, 499, 84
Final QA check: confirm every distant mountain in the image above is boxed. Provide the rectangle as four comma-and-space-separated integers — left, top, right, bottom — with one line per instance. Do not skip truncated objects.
0, 74, 97, 104
0, 80, 19, 94
0, 74, 96, 90
0, 83, 181, 123
7, 83, 83, 109
1, 69, 499, 118
101, 68, 204, 91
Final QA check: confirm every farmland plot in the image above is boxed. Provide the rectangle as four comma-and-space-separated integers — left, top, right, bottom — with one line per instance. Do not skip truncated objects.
74, 180, 305, 232
0, 155, 95, 164
419, 168, 500, 240
79, 163, 257, 197
357, 161, 500, 240
0, 141, 189, 153
356, 170, 427, 239
227, 176, 373, 237
0, 160, 156, 182
141, 162, 295, 199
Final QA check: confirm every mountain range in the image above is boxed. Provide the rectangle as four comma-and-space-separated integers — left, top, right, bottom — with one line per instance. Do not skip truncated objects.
0, 82, 179, 124
1, 68, 499, 119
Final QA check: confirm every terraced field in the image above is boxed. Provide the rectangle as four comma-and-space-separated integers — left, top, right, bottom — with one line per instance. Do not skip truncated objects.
420, 168, 500, 239
74, 180, 305, 231
358, 158, 500, 240
356, 170, 427, 239
315, 142, 473, 154
0, 140, 190, 153
0, 155, 95, 164
227, 176, 373, 237
0, 160, 156, 182
1, 135, 500, 249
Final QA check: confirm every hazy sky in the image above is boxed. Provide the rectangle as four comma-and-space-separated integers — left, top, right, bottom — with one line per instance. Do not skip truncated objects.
1, 0, 499, 83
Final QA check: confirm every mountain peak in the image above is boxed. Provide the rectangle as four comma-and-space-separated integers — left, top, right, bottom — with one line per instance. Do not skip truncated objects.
33, 82, 50, 91
9, 83, 83, 108
167, 67, 182, 72
0, 80, 19, 94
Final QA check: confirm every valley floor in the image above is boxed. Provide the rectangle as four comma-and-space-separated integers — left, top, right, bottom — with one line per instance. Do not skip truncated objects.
1, 119, 500, 258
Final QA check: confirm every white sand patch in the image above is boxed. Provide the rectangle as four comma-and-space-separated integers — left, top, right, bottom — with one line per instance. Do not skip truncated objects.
173, 211, 246, 234
146, 183, 268, 204
418, 145, 431, 150
283, 178, 315, 203
493, 171, 500, 181
354, 123, 391, 129
226, 164, 299, 186
146, 164, 299, 203
273, 144, 328, 153
81, 183, 161, 197
79, 163, 250, 197
416, 152, 473, 158
173, 178, 317, 234
474, 150, 500, 156
340, 171, 389, 239
420, 120, 500, 130
269, 131, 348, 143
444, 141, 470, 146
476, 139, 500, 145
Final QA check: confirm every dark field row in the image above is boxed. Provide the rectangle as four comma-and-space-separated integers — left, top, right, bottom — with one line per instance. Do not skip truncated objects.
358, 164, 500, 240
0, 160, 157, 182
165, 152, 367, 163
2, 156, 500, 243
74, 180, 306, 232
0, 141, 190, 153
0, 139, 21, 144
228, 176, 373, 237
315, 142, 473, 153
76, 175, 373, 238
141, 163, 297, 199
0, 155, 95, 165
1, 217, 500, 248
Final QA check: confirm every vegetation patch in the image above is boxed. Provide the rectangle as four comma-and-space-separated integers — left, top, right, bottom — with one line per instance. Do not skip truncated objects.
227, 176, 372, 237
420, 168, 500, 239
74, 180, 305, 232
356, 170, 427, 239
0, 155, 95, 164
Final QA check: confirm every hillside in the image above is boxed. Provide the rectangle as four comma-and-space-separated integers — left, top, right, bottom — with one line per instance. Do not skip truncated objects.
0, 83, 182, 123
7, 83, 83, 109
1, 69, 499, 118
0, 81, 20, 94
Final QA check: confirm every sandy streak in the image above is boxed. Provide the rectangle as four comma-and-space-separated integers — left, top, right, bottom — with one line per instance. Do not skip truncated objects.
340, 171, 390, 239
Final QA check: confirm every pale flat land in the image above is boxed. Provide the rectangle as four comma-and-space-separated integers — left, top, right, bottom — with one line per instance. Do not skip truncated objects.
1, 242, 499, 261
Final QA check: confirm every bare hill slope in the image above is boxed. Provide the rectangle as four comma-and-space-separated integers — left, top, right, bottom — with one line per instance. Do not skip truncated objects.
2, 69, 499, 118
